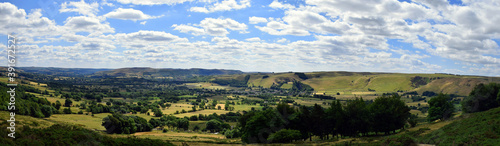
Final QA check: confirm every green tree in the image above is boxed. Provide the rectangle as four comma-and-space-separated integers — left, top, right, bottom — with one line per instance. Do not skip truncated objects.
267, 129, 301, 143
370, 94, 410, 134
310, 104, 327, 139
241, 109, 286, 143
40, 105, 55, 117
153, 108, 163, 117
205, 119, 230, 133
326, 100, 343, 139
55, 100, 62, 110
63, 107, 72, 114
343, 97, 371, 137
462, 83, 500, 113
64, 98, 73, 107
428, 93, 455, 122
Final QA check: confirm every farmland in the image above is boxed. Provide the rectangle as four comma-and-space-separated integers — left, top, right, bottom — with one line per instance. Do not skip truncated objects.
1, 67, 500, 145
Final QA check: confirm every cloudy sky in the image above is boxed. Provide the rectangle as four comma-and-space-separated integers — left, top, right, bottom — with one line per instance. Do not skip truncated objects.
0, 0, 499, 76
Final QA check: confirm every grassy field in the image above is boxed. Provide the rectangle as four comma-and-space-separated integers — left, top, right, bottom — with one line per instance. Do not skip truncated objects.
418, 107, 500, 145
46, 113, 112, 130
245, 72, 500, 97
0, 111, 56, 129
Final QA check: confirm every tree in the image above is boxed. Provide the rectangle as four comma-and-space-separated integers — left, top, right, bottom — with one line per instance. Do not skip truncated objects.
55, 100, 62, 110
176, 118, 189, 131
190, 115, 198, 121
241, 109, 285, 143
428, 93, 455, 122
193, 125, 200, 131
63, 107, 72, 114
225, 101, 230, 111
326, 100, 343, 139
462, 83, 500, 113
80, 103, 86, 109
40, 105, 55, 118
153, 108, 163, 117
343, 97, 370, 137
310, 104, 327, 139
205, 119, 230, 133
64, 98, 73, 107
267, 129, 301, 143
369, 94, 410, 134
199, 100, 205, 109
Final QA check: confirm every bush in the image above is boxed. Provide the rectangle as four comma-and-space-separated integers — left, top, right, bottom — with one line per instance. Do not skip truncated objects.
462, 83, 500, 113
267, 129, 301, 143
63, 108, 72, 114
427, 93, 454, 122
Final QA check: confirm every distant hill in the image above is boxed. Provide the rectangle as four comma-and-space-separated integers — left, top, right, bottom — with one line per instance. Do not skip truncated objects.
91, 67, 243, 79
244, 72, 500, 96
6, 67, 111, 77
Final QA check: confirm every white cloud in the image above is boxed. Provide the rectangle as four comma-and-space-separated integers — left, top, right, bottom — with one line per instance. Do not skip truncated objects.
60, 0, 99, 17
190, 0, 251, 13
245, 37, 261, 42
172, 24, 205, 35
276, 38, 287, 43
0, 3, 62, 39
114, 0, 193, 5
63, 16, 114, 34
104, 8, 163, 21
249, 16, 267, 24
115, 30, 188, 49
269, 0, 294, 9
173, 17, 247, 36
140, 21, 147, 25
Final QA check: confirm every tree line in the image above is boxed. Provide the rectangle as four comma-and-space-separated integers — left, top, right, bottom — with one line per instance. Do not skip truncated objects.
238, 94, 411, 143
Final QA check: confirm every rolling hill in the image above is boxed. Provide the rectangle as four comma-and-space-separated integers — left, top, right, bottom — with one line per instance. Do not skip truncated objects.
244, 72, 500, 96
90, 67, 243, 79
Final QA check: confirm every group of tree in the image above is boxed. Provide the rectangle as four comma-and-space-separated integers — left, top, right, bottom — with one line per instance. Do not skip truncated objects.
0, 83, 58, 118
427, 93, 455, 122
148, 115, 190, 131
102, 113, 153, 134
462, 83, 500, 113
0, 124, 174, 145
211, 75, 250, 87
239, 94, 411, 143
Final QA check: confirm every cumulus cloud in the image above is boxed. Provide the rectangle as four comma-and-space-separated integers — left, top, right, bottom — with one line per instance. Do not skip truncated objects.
104, 8, 163, 21
249, 16, 267, 24
172, 17, 247, 36
245, 37, 261, 42
60, 0, 99, 17
114, 0, 193, 5
63, 16, 114, 34
189, 0, 250, 13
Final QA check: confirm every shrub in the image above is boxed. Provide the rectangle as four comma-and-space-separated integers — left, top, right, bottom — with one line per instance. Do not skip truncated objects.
267, 129, 301, 143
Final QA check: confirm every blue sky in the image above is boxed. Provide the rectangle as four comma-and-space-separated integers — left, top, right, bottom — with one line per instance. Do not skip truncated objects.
0, 0, 499, 76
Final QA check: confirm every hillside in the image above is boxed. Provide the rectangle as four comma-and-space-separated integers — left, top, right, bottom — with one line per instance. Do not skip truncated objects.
91, 67, 243, 79
16, 67, 111, 77
245, 72, 500, 96
418, 107, 500, 145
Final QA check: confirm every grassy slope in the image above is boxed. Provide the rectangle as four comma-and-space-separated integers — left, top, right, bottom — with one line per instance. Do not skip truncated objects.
418, 107, 500, 145
245, 72, 500, 96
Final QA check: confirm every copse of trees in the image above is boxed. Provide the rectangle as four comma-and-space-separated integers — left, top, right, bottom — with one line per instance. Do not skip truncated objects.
462, 83, 500, 113
102, 113, 153, 134
204, 119, 230, 133
0, 83, 58, 118
427, 93, 455, 122
239, 94, 411, 143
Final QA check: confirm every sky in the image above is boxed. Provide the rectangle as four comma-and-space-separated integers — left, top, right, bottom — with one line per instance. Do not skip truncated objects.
0, 0, 499, 76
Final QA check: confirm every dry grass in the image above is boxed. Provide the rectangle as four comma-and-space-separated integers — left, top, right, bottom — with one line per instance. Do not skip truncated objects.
46, 113, 112, 130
